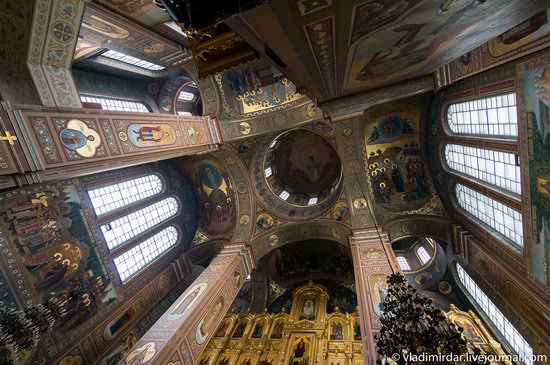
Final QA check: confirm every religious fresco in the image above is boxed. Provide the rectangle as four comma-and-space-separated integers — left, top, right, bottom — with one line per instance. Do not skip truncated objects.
364, 106, 431, 212
273, 129, 341, 195
260, 240, 353, 285
256, 213, 274, 231
332, 201, 350, 221
443, 7, 550, 83
102, 332, 138, 365
56, 119, 105, 159
519, 60, 550, 285
268, 281, 357, 315
488, 9, 550, 57
103, 298, 146, 341
127, 124, 176, 147
229, 280, 252, 314
78, 5, 187, 69
369, 273, 388, 317
0, 183, 118, 345
183, 157, 237, 237
196, 296, 225, 344
345, 0, 540, 90
216, 59, 304, 116
167, 283, 207, 320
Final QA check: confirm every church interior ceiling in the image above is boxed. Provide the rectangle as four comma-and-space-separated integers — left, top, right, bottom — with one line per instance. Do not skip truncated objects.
1, 1, 550, 363
234, 0, 548, 106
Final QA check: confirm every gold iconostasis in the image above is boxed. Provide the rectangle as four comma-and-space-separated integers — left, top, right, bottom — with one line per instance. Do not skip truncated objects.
197, 283, 508, 365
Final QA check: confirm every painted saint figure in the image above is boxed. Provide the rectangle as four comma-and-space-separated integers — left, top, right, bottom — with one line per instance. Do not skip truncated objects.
299, 299, 315, 320
60, 128, 96, 150
306, 155, 321, 182
132, 126, 169, 143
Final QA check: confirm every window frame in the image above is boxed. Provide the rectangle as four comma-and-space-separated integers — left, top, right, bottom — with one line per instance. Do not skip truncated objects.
454, 263, 533, 364
84, 169, 182, 286
80, 94, 151, 113
454, 183, 523, 251
444, 92, 518, 139
440, 90, 525, 257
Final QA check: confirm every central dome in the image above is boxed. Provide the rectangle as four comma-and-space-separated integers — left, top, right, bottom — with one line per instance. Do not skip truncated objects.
270, 129, 341, 201
250, 128, 343, 220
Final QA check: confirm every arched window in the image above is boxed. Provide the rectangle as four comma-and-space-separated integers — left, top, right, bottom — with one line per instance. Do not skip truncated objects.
416, 246, 431, 265
444, 144, 521, 195
456, 263, 533, 362
87, 174, 163, 216
86, 172, 181, 284
397, 256, 411, 271
101, 197, 179, 250
446, 93, 517, 137
442, 92, 524, 254
80, 95, 150, 113
455, 184, 523, 248
114, 226, 179, 283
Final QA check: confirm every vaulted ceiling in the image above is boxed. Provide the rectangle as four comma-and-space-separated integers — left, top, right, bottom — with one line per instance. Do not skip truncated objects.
228, 0, 548, 114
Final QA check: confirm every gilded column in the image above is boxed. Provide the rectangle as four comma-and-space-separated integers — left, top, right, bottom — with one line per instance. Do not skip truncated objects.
122, 242, 255, 365
349, 227, 397, 365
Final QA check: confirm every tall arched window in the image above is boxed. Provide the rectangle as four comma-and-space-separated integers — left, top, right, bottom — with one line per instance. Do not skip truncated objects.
397, 256, 411, 271
444, 144, 521, 195
442, 92, 523, 253
87, 174, 163, 216
446, 93, 517, 137
456, 184, 523, 248
86, 172, 181, 284
114, 226, 179, 282
416, 246, 431, 265
101, 197, 179, 250
456, 263, 533, 363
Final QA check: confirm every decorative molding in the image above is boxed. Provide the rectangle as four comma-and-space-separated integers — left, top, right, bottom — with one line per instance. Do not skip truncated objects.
27, 0, 84, 107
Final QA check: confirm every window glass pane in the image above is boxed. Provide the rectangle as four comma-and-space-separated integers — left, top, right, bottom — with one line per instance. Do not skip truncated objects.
101, 197, 178, 250
87, 174, 163, 216
81, 95, 149, 113
178, 91, 195, 101
114, 226, 179, 283
456, 264, 533, 363
455, 184, 523, 249
444, 144, 521, 195
397, 256, 411, 271
416, 246, 431, 265
446, 93, 517, 138
101, 50, 165, 71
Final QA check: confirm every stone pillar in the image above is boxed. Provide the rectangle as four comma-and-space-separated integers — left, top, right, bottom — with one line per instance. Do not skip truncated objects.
0, 105, 221, 187
122, 242, 255, 365
349, 227, 398, 365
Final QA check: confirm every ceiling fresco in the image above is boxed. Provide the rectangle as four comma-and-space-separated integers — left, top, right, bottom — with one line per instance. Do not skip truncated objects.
94, 0, 170, 27
259, 239, 354, 288
216, 58, 305, 118
441, 7, 550, 84
182, 156, 237, 239
268, 280, 357, 315
75, 4, 189, 71
271, 129, 341, 197
237, 0, 547, 110
250, 130, 343, 221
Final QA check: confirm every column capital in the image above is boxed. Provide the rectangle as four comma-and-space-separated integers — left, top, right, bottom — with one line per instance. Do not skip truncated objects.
220, 241, 256, 272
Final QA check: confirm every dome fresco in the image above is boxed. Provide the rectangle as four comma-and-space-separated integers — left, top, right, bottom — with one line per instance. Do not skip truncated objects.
271, 129, 341, 197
